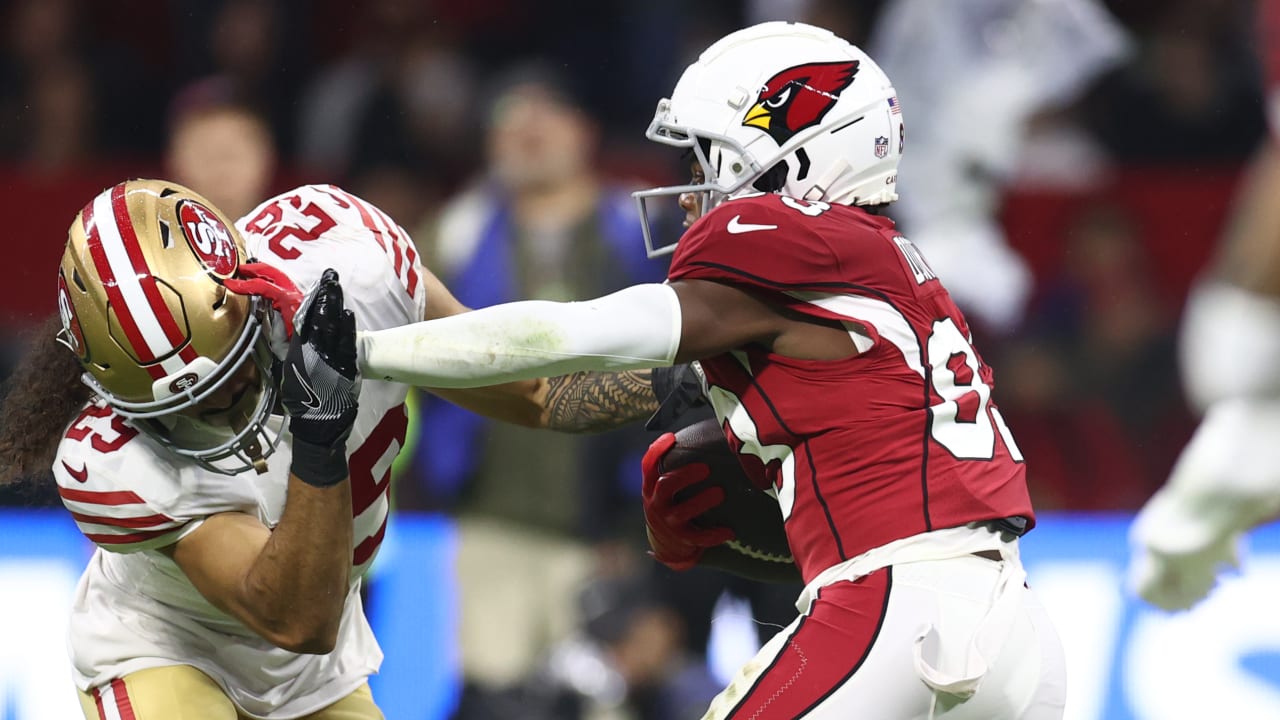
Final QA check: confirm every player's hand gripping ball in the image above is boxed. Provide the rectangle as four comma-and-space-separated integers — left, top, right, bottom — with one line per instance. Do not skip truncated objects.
642, 417, 798, 582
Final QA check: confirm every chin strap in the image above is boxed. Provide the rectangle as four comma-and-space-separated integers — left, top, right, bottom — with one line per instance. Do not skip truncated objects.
802, 158, 851, 201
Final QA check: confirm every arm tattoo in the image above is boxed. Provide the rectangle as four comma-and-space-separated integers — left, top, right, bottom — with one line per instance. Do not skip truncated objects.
543, 369, 660, 433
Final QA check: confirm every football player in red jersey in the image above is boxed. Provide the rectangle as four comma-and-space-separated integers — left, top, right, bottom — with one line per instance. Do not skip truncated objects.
1128, 0, 1280, 612
358, 21, 1066, 719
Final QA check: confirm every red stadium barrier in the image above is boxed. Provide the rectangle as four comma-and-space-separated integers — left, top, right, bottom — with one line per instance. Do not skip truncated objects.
4, 163, 1244, 330
4, 164, 160, 328
1001, 165, 1244, 309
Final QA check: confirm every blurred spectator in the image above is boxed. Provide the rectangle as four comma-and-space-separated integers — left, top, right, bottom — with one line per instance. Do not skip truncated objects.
398, 64, 672, 717
0, 0, 85, 165
0, 0, 158, 172
23, 59, 95, 173
296, 0, 477, 187
1084, 0, 1267, 163
170, 0, 310, 158
456, 567, 719, 720
1057, 205, 1188, 460
868, 0, 1130, 335
1005, 203, 1195, 508
165, 97, 277, 221
997, 337, 1148, 510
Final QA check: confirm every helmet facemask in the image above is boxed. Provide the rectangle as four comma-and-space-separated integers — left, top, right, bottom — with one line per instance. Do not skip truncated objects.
634, 102, 770, 257
76, 298, 284, 475
633, 22, 905, 258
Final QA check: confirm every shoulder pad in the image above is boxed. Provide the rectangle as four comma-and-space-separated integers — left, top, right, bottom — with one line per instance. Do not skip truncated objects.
54, 403, 260, 553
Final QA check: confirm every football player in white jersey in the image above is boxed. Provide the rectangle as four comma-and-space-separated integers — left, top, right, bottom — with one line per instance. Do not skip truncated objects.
1127, 1, 1280, 611
0, 180, 666, 719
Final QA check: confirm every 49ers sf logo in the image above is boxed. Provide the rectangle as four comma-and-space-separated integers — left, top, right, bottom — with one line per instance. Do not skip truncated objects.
178, 200, 240, 278
168, 372, 201, 394
56, 273, 86, 358
743, 60, 859, 145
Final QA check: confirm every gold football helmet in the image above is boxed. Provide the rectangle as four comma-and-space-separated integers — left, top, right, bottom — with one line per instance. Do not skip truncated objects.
56, 179, 283, 474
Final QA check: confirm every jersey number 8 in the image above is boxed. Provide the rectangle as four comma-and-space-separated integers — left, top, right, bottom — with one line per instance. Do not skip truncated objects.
928, 317, 1023, 462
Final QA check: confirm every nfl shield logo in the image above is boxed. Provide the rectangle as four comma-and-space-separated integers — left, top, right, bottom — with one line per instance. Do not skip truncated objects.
874, 135, 889, 159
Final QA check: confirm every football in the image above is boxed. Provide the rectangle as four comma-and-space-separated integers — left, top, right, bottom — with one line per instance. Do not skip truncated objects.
661, 417, 800, 583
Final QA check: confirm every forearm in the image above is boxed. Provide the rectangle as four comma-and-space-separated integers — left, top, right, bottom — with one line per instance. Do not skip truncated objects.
359, 284, 681, 388
429, 379, 549, 428
539, 369, 660, 433
1212, 140, 1280, 295
240, 474, 352, 652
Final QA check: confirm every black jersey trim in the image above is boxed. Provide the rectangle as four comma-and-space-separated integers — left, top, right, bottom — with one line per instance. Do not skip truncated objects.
725, 584, 820, 718
794, 567, 895, 718
683, 260, 935, 534
746, 367, 848, 561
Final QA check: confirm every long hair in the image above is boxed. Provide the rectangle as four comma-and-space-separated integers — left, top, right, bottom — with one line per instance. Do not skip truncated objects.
0, 314, 92, 486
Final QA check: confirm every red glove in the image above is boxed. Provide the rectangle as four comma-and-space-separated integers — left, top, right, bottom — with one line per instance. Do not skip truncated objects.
223, 262, 304, 337
641, 433, 736, 571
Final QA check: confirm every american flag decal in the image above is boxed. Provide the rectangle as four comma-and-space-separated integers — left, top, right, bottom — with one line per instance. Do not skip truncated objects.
888, 96, 901, 114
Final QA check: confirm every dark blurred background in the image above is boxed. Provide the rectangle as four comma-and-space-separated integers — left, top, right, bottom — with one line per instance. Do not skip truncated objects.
2, 0, 1268, 512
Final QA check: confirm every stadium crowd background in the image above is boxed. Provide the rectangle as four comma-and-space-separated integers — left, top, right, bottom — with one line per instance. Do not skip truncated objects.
0, 0, 1272, 717
2, 0, 1268, 510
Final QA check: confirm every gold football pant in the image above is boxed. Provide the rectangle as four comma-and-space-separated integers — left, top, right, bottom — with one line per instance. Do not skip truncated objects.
77, 665, 383, 719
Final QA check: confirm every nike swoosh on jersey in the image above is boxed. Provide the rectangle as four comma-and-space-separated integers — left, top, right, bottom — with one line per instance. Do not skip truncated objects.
62, 460, 88, 483
292, 366, 323, 410
726, 215, 779, 234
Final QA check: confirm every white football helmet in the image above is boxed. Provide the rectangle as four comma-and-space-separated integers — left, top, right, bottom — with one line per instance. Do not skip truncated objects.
635, 22, 903, 257
57, 180, 283, 475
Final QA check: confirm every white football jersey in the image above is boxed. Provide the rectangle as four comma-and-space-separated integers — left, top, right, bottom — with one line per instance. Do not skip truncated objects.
53, 185, 426, 718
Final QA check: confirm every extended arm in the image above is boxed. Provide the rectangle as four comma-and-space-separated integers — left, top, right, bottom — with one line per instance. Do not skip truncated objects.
423, 368, 662, 433
361, 277, 846, 389
165, 271, 361, 652
1208, 141, 1280, 297
359, 283, 684, 388
410, 270, 663, 431
374, 271, 852, 433
1130, 140, 1280, 610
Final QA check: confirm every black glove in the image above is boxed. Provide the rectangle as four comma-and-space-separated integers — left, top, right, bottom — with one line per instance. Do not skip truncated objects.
281, 269, 359, 487
645, 363, 711, 432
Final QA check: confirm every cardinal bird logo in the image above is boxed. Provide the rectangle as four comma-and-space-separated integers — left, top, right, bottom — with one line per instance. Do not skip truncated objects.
742, 61, 860, 145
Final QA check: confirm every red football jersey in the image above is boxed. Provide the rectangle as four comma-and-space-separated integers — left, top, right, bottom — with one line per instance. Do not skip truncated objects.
667, 194, 1033, 582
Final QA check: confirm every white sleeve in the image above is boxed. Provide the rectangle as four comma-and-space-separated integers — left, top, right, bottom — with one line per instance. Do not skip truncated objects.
1179, 282, 1280, 411
358, 283, 682, 388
